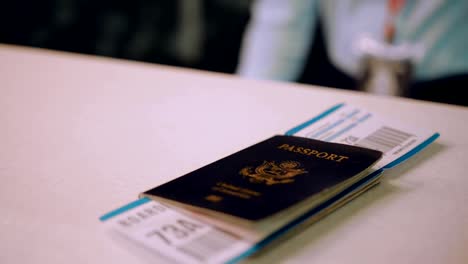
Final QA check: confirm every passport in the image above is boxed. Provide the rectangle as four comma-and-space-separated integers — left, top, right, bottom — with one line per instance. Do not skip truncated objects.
140, 135, 382, 238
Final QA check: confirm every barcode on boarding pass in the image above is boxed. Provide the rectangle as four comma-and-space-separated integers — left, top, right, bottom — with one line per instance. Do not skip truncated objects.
356, 126, 414, 154
176, 229, 241, 262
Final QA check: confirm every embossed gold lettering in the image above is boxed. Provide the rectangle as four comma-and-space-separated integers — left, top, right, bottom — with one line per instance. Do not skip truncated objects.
277, 144, 349, 162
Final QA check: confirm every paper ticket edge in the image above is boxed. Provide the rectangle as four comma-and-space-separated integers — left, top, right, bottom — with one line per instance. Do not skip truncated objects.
285, 102, 440, 170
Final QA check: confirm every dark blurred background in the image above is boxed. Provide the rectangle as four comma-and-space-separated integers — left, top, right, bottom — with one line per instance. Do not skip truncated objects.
0, 0, 350, 89
1, 0, 251, 73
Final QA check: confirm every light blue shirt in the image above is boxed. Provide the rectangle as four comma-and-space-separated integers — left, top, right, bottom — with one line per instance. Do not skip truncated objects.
237, 0, 468, 82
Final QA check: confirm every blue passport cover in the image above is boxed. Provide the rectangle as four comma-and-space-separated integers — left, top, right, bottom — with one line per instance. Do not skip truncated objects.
141, 135, 382, 221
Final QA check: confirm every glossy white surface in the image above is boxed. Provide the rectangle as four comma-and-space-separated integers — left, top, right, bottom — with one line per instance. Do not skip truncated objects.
1, 44, 467, 264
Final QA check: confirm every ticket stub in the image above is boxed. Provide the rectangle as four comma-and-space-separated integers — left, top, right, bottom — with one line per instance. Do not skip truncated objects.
286, 103, 439, 170
100, 103, 439, 264
100, 198, 251, 264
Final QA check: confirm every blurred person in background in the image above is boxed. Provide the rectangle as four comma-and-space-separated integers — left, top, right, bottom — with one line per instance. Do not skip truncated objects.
236, 0, 468, 106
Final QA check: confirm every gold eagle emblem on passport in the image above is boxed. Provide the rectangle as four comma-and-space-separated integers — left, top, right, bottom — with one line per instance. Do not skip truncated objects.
240, 160, 307, 185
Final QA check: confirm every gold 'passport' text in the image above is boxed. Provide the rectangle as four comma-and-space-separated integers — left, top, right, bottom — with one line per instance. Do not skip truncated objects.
278, 144, 349, 162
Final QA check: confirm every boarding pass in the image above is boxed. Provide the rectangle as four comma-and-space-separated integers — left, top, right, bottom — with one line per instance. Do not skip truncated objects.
100, 103, 439, 264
